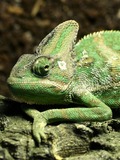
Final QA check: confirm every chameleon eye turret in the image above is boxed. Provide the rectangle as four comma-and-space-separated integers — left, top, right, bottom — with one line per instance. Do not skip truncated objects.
32, 57, 50, 77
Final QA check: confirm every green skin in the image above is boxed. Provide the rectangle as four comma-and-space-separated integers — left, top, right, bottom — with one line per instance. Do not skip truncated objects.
7, 20, 120, 144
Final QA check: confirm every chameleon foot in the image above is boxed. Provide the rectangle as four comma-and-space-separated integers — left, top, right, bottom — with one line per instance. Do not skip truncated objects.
21, 106, 48, 145
32, 115, 47, 145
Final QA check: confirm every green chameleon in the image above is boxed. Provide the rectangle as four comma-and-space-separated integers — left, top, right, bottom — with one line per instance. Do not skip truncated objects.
7, 20, 120, 144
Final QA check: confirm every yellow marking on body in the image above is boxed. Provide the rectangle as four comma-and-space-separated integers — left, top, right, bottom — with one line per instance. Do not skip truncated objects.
77, 49, 94, 67
61, 109, 69, 120
79, 57, 94, 67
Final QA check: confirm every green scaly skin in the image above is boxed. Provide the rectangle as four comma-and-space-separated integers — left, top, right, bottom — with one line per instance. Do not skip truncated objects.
7, 20, 120, 144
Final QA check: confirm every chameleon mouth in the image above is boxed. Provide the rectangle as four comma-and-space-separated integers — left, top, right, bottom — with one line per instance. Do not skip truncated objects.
27, 78, 69, 92
7, 77, 69, 93
7, 77, 69, 104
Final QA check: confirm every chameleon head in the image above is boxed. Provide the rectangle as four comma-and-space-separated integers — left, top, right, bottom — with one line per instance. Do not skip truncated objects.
7, 20, 79, 104
7, 54, 73, 104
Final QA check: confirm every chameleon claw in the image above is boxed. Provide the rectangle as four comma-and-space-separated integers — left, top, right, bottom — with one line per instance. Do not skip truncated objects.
33, 128, 42, 145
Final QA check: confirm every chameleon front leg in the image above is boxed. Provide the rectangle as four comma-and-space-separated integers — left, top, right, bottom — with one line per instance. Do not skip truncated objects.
21, 106, 47, 144
22, 91, 112, 144
41, 91, 112, 123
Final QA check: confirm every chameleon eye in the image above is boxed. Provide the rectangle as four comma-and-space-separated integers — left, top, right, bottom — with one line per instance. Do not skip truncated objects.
32, 57, 50, 77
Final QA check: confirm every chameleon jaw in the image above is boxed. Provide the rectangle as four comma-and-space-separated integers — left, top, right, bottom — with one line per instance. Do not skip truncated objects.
7, 77, 69, 104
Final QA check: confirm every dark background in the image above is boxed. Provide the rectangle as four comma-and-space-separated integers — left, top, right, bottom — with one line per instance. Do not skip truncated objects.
0, 0, 120, 97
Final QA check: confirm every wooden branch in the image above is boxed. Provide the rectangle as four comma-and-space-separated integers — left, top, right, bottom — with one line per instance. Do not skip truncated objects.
0, 96, 120, 160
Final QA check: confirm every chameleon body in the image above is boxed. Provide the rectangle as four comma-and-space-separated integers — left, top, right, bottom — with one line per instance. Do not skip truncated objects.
7, 20, 120, 143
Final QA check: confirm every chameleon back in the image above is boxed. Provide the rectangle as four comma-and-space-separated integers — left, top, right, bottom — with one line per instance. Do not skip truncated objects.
74, 31, 120, 107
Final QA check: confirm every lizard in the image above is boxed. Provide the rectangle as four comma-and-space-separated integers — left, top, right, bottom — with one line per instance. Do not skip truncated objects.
7, 20, 120, 144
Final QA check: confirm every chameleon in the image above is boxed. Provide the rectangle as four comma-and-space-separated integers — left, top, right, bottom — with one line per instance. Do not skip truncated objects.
7, 20, 120, 144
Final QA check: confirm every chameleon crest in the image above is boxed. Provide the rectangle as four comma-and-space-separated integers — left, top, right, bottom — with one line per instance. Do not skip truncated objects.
7, 20, 120, 144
